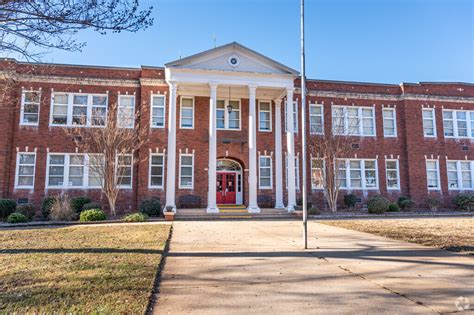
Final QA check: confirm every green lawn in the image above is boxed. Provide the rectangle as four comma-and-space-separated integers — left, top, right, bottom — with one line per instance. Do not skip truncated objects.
0, 223, 171, 314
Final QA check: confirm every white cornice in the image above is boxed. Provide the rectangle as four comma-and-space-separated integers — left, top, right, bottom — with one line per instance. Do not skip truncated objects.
139, 78, 168, 86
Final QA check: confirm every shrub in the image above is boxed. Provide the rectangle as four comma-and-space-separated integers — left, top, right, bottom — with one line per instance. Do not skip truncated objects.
70, 196, 92, 213
123, 212, 148, 222
7, 212, 29, 223
388, 203, 400, 212
425, 197, 441, 211
41, 197, 56, 219
453, 194, 474, 211
16, 203, 36, 220
308, 206, 321, 215
139, 198, 161, 216
50, 194, 75, 221
367, 195, 389, 214
0, 199, 16, 220
400, 199, 415, 211
80, 209, 106, 222
344, 194, 357, 208
82, 202, 102, 211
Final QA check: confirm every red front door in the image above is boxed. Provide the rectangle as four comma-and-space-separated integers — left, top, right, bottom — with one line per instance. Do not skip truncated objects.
216, 172, 236, 204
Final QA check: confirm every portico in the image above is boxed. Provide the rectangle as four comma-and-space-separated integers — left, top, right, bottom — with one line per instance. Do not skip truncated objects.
163, 42, 299, 213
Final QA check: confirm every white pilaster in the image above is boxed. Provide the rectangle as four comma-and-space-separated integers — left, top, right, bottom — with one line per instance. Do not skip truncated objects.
207, 83, 219, 213
164, 81, 178, 212
274, 99, 285, 209
286, 88, 296, 211
247, 84, 260, 213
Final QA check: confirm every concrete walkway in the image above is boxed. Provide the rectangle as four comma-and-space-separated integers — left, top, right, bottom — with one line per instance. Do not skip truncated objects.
153, 221, 473, 314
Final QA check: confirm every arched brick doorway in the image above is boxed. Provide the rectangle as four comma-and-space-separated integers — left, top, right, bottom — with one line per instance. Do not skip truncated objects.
216, 159, 243, 205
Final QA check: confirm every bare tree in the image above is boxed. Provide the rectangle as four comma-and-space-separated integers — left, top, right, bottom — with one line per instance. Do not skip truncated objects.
0, 0, 153, 60
65, 101, 147, 217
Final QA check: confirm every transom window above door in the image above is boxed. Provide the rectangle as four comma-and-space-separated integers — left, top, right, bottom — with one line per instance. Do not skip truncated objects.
217, 99, 241, 130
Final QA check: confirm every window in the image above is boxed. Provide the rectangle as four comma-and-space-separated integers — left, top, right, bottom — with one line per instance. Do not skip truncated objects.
385, 159, 400, 190
179, 154, 194, 189
46, 153, 104, 188
50, 93, 107, 127
217, 99, 241, 130
422, 108, 436, 137
180, 97, 194, 129
311, 158, 324, 189
15, 152, 36, 188
20, 91, 40, 126
149, 153, 165, 188
258, 101, 272, 132
117, 154, 133, 188
118, 95, 135, 128
332, 106, 375, 136
285, 156, 300, 190
383, 108, 397, 137
447, 160, 474, 190
151, 94, 166, 128
337, 159, 378, 189
443, 109, 474, 139
426, 160, 440, 190
309, 104, 324, 134
259, 156, 272, 189
285, 101, 298, 133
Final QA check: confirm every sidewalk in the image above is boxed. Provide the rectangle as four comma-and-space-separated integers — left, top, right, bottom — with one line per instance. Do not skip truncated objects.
153, 220, 473, 314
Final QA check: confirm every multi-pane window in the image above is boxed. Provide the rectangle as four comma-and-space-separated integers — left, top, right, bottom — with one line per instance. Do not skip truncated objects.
149, 154, 165, 188
15, 153, 36, 188
426, 160, 440, 190
385, 159, 400, 190
46, 153, 105, 188
309, 104, 324, 134
118, 95, 135, 128
20, 91, 40, 126
447, 160, 474, 190
285, 101, 298, 133
117, 154, 133, 188
443, 110, 474, 139
258, 101, 272, 132
337, 159, 378, 189
217, 100, 241, 130
51, 93, 107, 127
383, 108, 397, 137
285, 156, 300, 190
332, 106, 375, 136
311, 158, 324, 189
258, 156, 272, 189
422, 108, 436, 137
151, 95, 166, 128
179, 154, 194, 189
180, 97, 194, 129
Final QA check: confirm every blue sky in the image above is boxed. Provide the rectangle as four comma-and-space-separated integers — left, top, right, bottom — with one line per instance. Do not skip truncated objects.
36, 0, 474, 83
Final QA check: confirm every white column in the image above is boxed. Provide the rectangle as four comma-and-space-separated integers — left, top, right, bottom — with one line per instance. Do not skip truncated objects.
274, 99, 284, 209
207, 83, 219, 213
247, 84, 260, 213
164, 81, 178, 212
286, 88, 296, 211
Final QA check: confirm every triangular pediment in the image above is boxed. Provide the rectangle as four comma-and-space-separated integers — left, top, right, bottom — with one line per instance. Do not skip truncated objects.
165, 42, 298, 76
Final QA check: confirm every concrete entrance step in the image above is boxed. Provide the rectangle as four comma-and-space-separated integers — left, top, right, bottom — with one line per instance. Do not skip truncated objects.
175, 208, 296, 220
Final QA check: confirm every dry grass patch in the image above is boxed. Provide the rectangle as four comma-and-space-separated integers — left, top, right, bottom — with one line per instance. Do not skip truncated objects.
321, 218, 474, 254
0, 223, 171, 313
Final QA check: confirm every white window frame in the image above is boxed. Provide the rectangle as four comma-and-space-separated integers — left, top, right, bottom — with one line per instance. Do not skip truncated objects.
311, 158, 325, 190
442, 109, 474, 139
150, 94, 166, 129
337, 158, 379, 190
258, 155, 273, 189
45, 153, 103, 189
309, 103, 324, 135
117, 95, 135, 129
49, 92, 108, 127
14, 152, 36, 189
179, 153, 194, 189
385, 159, 400, 190
180, 96, 195, 129
258, 100, 272, 132
149, 153, 165, 189
422, 108, 437, 138
382, 108, 397, 137
447, 160, 474, 190
426, 159, 441, 190
116, 154, 133, 189
285, 101, 298, 133
285, 156, 300, 190
331, 105, 376, 136
20, 90, 41, 126
216, 99, 242, 131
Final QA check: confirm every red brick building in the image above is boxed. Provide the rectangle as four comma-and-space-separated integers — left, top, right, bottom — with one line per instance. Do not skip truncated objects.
1, 42, 473, 214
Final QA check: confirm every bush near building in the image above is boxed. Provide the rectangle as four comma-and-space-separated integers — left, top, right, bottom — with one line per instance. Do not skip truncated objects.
0, 199, 17, 220
80, 209, 107, 222
367, 195, 390, 214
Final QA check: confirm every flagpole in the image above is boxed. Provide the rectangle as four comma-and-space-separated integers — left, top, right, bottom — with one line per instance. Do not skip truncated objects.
300, 0, 308, 249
